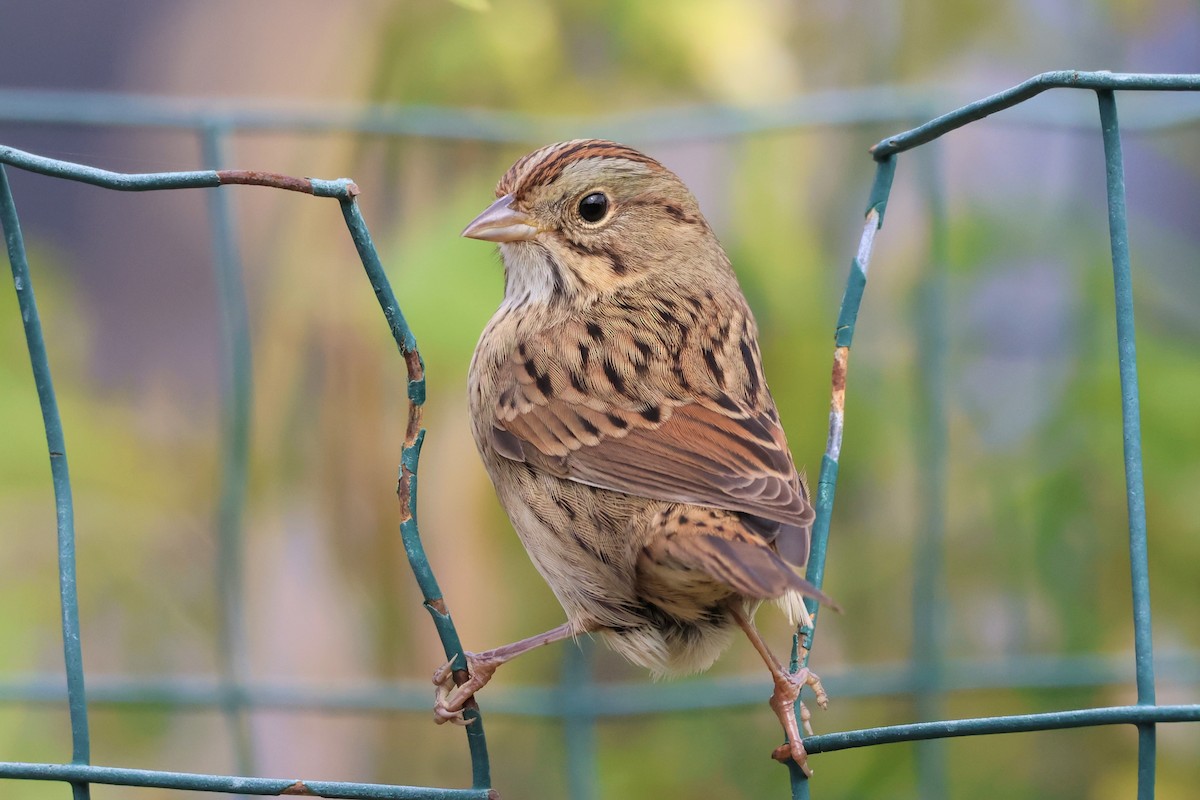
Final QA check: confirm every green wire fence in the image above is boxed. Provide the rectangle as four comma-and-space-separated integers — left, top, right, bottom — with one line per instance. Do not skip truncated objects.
1, 70, 1198, 800
795, 71, 1200, 800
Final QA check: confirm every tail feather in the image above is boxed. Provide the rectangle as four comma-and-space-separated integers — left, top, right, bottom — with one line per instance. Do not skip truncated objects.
660, 533, 838, 609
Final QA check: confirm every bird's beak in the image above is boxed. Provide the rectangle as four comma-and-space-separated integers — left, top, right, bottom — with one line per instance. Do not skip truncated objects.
461, 194, 540, 243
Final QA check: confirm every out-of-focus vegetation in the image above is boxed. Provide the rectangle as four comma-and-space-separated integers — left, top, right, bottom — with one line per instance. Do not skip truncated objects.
0, 1, 1198, 798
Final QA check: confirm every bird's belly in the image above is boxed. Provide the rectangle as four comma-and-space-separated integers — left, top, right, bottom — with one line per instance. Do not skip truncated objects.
599, 605, 739, 678
501, 490, 741, 676
491, 466, 746, 677
491, 467, 645, 629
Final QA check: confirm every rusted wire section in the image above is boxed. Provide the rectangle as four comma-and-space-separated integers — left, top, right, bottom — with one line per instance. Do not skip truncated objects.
335, 196, 492, 791
396, 347, 426, 525
216, 169, 360, 197
789, 179, 890, 795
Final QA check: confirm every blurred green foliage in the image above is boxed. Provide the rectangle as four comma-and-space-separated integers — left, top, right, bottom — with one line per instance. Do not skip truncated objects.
2, 1, 1199, 799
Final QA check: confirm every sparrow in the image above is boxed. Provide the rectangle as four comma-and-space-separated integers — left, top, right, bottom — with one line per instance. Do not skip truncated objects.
437, 139, 833, 774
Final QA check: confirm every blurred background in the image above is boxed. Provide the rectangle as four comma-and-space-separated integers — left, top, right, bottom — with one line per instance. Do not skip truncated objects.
1, 1, 1198, 798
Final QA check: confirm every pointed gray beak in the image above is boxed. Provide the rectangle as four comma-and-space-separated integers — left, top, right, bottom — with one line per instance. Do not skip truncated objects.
461, 194, 540, 243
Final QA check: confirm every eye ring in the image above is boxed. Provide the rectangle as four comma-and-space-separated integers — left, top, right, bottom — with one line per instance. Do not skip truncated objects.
577, 191, 610, 224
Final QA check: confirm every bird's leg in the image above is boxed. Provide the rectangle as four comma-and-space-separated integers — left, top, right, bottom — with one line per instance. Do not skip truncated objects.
731, 605, 828, 776
433, 621, 589, 725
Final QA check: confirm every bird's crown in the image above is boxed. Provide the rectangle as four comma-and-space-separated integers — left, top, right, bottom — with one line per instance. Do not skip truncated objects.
496, 139, 666, 200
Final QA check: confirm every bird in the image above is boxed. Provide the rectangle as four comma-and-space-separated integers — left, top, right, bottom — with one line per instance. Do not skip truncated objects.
436, 139, 835, 774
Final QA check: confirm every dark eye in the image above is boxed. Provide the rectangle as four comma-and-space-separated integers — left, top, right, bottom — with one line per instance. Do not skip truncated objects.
578, 192, 609, 223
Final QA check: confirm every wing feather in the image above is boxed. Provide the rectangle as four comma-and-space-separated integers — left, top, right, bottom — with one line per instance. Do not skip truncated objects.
487, 288, 814, 565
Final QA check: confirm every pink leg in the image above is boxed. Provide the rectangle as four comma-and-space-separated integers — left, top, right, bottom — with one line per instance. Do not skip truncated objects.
433, 621, 588, 724
731, 605, 828, 776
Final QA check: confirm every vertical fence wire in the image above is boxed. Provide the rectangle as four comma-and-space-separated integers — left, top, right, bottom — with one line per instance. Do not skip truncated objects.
910, 144, 949, 800
792, 155, 897, 800
562, 641, 598, 800
0, 165, 92, 800
334, 194, 494, 793
1096, 88, 1158, 800
199, 122, 258, 782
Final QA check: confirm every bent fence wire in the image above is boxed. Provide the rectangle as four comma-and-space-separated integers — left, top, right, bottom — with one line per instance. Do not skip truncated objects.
0, 70, 1197, 800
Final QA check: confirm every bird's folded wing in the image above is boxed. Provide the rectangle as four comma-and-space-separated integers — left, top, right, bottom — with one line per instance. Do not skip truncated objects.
487, 311, 814, 565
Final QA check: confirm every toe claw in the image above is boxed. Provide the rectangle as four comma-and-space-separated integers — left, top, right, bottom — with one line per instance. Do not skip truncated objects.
807, 673, 829, 711
770, 742, 813, 776
432, 658, 457, 688
433, 706, 473, 726
800, 701, 815, 737
791, 744, 814, 777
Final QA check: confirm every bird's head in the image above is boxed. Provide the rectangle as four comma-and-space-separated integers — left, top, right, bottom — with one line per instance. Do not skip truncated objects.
462, 139, 723, 304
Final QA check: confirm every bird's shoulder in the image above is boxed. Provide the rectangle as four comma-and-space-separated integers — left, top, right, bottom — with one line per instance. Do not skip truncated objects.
496, 278, 773, 409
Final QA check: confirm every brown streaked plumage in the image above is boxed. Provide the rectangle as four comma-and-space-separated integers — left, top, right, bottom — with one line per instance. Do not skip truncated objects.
439, 139, 834, 774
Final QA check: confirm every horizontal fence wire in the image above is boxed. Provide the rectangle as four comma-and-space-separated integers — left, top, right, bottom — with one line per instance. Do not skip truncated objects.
1, 70, 1198, 800
0, 651, 1196, 713
4, 79, 1200, 139
0, 763, 490, 800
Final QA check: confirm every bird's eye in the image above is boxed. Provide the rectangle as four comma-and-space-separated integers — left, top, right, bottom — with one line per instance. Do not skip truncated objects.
577, 192, 609, 223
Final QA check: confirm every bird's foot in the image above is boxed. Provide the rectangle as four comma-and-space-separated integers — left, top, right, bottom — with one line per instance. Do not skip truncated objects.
432, 651, 502, 725
431, 622, 583, 725
767, 667, 828, 776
